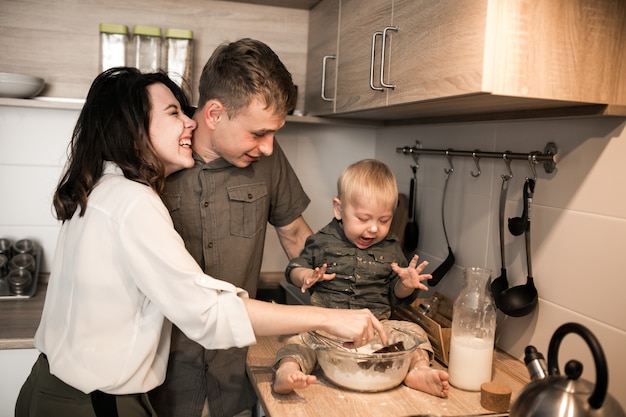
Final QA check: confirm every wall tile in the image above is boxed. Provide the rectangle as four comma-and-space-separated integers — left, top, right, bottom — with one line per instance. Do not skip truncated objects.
0, 165, 61, 226
496, 299, 625, 410
0, 106, 77, 166
532, 206, 626, 330
377, 116, 626, 412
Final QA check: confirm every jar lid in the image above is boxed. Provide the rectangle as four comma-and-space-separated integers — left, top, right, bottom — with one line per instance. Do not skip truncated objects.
99, 23, 129, 35
166, 28, 193, 39
8, 269, 33, 294
133, 25, 162, 37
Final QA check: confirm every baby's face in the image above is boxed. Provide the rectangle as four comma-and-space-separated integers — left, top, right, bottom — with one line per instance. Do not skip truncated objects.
337, 197, 394, 249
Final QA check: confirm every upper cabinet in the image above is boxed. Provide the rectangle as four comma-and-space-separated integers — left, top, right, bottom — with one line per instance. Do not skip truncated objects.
304, 0, 340, 115
305, 0, 626, 122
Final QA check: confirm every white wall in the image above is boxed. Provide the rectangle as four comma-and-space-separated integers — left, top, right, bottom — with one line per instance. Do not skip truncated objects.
2, 105, 625, 409
265, 116, 626, 408
260, 123, 377, 270
0, 106, 77, 271
374, 117, 626, 410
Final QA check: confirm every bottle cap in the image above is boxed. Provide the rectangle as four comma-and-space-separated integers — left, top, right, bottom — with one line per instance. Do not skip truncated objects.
133, 25, 162, 37
166, 28, 193, 39
99, 23, 128, 35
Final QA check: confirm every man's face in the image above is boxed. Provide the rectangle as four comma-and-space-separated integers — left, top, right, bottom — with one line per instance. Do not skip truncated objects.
209, 97, 286, 168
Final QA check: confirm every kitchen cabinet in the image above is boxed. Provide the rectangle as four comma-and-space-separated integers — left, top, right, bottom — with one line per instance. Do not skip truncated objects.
337, 0, 490, 113
304, 0, 339, 115
0, 349, 39, 416
306, 0, 626, 122
217, 0, 320, 9
333, 0, 392, 114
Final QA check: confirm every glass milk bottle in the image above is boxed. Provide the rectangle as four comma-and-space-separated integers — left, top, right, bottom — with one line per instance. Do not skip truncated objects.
448, 267, 496, 391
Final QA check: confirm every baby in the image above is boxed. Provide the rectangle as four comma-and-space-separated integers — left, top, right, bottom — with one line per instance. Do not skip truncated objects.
272, 159, 449, 397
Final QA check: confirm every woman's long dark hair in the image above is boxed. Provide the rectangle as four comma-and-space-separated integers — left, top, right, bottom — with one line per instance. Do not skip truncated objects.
53, 67, 191, 221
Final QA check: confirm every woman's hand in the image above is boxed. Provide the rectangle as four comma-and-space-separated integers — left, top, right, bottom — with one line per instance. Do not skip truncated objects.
244, 300, 387, 347
322, 308, 388, 348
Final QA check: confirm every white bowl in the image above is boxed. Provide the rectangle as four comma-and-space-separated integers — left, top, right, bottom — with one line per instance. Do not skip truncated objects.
0, 72, 45, 98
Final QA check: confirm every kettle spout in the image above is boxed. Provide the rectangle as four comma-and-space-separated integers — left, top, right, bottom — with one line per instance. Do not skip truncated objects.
524, 345, 548, 381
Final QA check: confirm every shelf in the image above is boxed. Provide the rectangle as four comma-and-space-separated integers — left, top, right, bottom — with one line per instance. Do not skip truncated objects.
286, 114, 381, 126
0, 97, 382, 127
0, 97, 84, 111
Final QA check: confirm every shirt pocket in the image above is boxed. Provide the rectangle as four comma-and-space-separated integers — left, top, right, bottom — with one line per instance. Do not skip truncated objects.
227, 184, 267, 238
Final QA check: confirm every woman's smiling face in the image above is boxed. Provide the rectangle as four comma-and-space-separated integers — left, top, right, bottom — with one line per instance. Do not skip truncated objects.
147, 82, 197, 176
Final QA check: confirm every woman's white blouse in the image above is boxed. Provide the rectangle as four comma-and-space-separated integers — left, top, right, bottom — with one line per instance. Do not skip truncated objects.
35, 162, 256, 394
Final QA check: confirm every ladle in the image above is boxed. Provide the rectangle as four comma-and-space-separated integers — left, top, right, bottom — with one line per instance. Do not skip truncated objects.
495, 178, 538, 317
403, 164, 419, 253
490, 155, 512, 300
508, 154, 538, 235
507, 184, 528, 236
430, 153, 455, 286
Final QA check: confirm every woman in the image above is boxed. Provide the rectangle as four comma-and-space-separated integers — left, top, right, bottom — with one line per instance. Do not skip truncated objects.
15, 67, 385, 417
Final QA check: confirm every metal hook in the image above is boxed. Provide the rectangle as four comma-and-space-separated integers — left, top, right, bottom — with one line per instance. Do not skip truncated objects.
445, 149, 454, 174
502, 152, 513, 180
528, 153, 538, 180
470, 150, 481, 177
410, 140, 421, 168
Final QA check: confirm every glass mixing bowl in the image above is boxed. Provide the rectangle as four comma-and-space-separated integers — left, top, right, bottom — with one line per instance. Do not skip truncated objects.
304, 322, 419, 392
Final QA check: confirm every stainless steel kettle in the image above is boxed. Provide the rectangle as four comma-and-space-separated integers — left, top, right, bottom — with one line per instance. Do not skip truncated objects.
510, 322, 625, 417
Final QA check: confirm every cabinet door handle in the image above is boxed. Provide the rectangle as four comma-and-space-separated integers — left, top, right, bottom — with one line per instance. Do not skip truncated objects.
370, 31, 384, 91
380, 26, 398, 89
321, 54, 336, 102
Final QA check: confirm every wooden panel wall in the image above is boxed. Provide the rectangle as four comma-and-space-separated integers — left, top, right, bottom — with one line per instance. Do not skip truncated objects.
0, 0, 309, 108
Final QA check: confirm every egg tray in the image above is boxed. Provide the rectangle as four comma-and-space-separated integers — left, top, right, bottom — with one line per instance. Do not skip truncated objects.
0, 245, 42, 299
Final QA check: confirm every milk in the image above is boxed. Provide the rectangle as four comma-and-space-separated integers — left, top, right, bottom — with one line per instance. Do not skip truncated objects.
448, 334, 494, 391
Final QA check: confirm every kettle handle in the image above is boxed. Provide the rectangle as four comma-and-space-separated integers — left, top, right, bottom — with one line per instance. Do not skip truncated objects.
547, 322, 608, 410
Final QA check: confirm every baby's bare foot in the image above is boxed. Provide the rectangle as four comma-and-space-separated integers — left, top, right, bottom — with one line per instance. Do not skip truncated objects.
404, 366, 450, 398
274, 361, 317, 394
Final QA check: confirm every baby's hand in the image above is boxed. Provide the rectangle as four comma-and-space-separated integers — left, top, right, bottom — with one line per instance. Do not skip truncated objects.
301, 263, 336, 293
391, 254, 431, 291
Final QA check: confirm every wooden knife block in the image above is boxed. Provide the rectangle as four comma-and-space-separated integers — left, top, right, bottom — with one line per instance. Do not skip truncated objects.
392, 292, 452, 366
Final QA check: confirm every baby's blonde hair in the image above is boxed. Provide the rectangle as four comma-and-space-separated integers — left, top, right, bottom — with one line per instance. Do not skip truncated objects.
337, 159, 398, 209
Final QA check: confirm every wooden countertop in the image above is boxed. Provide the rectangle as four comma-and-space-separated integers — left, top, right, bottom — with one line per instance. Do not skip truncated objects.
0, 281, 46, 350
247, 335, 529, 417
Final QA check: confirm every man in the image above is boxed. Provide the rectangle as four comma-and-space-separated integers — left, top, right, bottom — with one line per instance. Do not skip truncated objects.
149, 39, 313, 417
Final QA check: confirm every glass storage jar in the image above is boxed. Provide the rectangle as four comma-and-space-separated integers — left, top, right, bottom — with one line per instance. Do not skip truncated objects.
133, 25, 162, 72
99, 23, 129, 72
165, 28, 193, 100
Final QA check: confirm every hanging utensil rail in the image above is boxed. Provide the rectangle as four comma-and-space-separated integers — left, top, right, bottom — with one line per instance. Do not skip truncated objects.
397, 141, 558, 174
